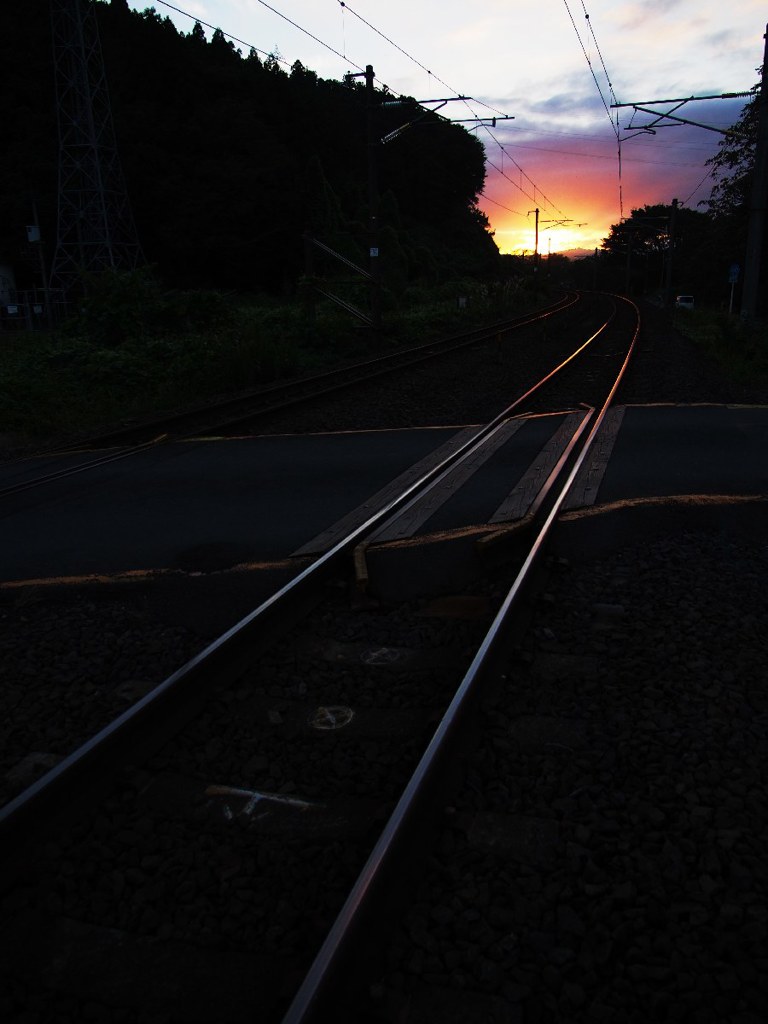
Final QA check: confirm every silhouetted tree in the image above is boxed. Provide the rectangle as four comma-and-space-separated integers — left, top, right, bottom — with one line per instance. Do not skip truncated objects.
601, 204, 718, 299
705, 78, 761, 221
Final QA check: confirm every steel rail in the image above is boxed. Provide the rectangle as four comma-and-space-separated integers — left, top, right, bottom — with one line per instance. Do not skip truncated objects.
280, 294, 641, 1024
353, 311, 615, 545
0, 293, 614, 859
0, 435, 170, 499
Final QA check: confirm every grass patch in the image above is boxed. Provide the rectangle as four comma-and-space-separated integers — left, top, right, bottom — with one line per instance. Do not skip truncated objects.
673, 308, 768, 385
1, 306, 319, 439
0, 269, 556, 444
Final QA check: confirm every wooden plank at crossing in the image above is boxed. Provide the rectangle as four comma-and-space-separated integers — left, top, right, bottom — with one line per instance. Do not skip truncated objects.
291, 427, 480, 556
562, 406, 625, 510
368, 420, 525, 543
489, 412, 587, 523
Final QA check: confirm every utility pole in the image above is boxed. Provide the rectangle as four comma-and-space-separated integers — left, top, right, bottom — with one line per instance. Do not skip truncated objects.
741, 24, 768, 320
27, 200, 52, 329
49, 0, 143, 296
342, 71, 512, 329
663, 198, 678, 307
528, 208, 539, 267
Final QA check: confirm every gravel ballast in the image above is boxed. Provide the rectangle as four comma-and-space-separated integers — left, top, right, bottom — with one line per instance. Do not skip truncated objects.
0, 586, 499, 1023
374, 524, 768, 1023
0, 594, 209, 805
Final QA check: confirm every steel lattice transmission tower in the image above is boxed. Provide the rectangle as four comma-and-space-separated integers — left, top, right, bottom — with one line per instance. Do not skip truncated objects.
49, 0, 143, 293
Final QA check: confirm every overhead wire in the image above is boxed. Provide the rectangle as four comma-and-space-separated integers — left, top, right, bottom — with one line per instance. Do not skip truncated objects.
250, 0, 356, 68
151, 0, 281, 63
562, 0, 624, 219
336, 0, 574, 228
489, 141, 713, 169
562, 1, 618, 133
681, 169, 715, 207
478, 193, 526, 218
579, 0, 619, 117
137, 0, 731, 261
149, 0, 579, 235
151, 0, 366, 73
483, 129, 570, 218
483, 153, 539, 207
140, 0, 715, 238
499, 122, 720, 152
336, 0, 516, 128
337, 1, 437, 83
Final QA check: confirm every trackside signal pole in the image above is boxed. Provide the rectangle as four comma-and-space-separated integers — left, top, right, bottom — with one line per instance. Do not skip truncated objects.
365, 65, 382, 332
663, 198, 678, 308
343, 69, 514, 330
528, 208, 539, 267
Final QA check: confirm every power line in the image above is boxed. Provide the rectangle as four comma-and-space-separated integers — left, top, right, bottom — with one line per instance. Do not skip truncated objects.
337, 1, 435, 82
483, 153, 548, 211
151, 0, 285, 65
478, 193, 526, 218
562, 0, 618, 136
148, 0, 575, 229
495, 121, 720, 153
491, 141, 714, 169
579, 0, 618, 110
151, 0, 366, 72
334, 1, 574, 224
250, 0, 355, 67
681, 169, 715, 206
483, 130, 569, 219
562, 0, 624, 220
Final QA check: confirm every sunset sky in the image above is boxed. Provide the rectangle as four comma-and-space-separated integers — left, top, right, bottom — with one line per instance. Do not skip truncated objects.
128, 0, 765, 256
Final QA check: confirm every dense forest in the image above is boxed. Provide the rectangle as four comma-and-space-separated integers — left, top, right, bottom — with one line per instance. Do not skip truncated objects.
0, 0, 500, 298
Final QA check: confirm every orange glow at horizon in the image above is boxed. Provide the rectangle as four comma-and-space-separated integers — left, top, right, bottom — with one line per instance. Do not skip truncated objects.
487, 221, 607, 257
477, 133, 709, 257
478, 161, 622, 257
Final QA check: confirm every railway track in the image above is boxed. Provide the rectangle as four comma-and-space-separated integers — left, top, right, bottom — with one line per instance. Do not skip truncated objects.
6, 292, 723, 1023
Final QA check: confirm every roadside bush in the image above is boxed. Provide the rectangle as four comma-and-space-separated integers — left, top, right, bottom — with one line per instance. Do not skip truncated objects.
63, 266, 236, 345
674, 308, 768, 381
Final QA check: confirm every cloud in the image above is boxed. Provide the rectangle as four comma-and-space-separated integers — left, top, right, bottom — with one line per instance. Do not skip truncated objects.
615, 0, 687, 32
